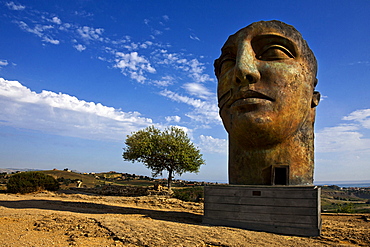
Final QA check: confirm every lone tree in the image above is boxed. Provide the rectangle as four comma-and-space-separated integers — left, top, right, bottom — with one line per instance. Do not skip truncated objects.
123, 126, 205, 189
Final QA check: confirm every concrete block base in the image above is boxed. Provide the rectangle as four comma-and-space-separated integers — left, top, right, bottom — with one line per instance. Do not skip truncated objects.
203, 185, 321, 236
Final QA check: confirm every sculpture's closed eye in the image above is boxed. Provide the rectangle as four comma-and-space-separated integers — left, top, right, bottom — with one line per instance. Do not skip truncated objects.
257, 45, 295, 61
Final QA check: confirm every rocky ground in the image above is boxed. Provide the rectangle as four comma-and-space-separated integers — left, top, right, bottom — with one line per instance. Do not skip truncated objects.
0, 190, 369, 246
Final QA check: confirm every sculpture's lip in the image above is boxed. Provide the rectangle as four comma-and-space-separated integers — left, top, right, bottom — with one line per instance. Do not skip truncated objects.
230, 90, 274, 107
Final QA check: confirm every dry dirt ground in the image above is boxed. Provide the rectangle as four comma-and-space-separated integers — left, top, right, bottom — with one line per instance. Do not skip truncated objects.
0, 191, 369, 247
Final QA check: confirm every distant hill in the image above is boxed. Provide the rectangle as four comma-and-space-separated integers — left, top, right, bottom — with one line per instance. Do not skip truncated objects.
39, 170, 101, 188
0, 168, 40, 173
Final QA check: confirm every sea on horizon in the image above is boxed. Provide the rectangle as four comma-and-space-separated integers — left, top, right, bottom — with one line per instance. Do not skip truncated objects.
314, 180, 370, 188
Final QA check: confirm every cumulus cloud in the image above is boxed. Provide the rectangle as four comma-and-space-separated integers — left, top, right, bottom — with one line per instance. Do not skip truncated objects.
77, 26, 104, 41
6, 1, 25, 10
51, 16, 62, 25
8, 6, 214, 92
198, 135, 227, 154
0, 78, 153, 141
114, 51, 156, 83
74, 44, 86, 52
156, 52, 213, 84
188, 59, 213, 83
165, 116, 181, 123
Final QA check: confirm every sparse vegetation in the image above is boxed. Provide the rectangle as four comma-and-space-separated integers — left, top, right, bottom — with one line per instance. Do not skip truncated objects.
7, 171, 59, 194
172, 187, 204, 202
336, 203, 354, 213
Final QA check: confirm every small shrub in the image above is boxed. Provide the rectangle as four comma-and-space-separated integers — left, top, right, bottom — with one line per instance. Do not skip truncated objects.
336, 203, 354, 213
172, 187, 204, 202
7, 171, 60, 194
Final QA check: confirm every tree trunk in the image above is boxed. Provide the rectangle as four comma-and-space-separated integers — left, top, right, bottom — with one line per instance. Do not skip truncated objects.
167, 168, 173, 190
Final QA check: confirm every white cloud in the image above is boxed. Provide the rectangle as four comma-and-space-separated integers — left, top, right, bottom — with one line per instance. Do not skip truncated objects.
342, 108, 370, 129
0, 60, 8, 66
6, 1, 25, 10
115, 52, 155, 72
77, 26, 104, 41
156, 52, 213, 84
129, 72, 146, 83
16, 21, 41, 36
0, 78, 153, 141
198, 135, 227, 154
114, 52, 156, 83
124, 42, 139, 51
153, 76, 174, 87
43, 36, 60, 45
160, 89, 221, 125
165, 116, 181, 123
315, 124, 370, 153
183, 82, 213, 99
188, 59, 213, 83
15, 21, 60, 45
140, 41, 153, 49
316, 108, 370, 154
190, 34, 200, 41
74, 44, 86, 52
51, 17, 62, 25
295, 107, 370, 181
152, 29, 162, 36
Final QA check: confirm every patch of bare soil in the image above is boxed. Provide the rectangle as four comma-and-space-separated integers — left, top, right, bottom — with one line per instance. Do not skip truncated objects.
0, 191, 369, 246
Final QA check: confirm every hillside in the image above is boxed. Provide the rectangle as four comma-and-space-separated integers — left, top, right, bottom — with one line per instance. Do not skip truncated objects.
321, 186, 370, 213
40, 170, 101, 188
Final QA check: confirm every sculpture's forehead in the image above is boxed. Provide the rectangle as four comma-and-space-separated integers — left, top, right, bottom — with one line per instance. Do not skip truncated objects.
223, 25, 300, 50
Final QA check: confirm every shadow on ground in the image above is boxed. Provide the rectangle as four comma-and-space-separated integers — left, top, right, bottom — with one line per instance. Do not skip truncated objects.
0, 198, 202, 225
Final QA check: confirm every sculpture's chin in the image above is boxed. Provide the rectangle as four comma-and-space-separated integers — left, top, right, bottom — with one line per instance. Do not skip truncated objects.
221, 110, 305, 149
229, 124, 291, 149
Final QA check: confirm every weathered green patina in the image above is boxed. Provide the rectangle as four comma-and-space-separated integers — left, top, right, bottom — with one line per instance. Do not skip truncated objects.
215, 20, 320, 185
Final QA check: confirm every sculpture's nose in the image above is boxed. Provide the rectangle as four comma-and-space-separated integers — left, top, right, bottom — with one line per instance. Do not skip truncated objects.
234, 47, 260, 85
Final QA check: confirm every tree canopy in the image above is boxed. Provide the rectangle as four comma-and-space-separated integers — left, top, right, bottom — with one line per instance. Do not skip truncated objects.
122, 126, 205, 189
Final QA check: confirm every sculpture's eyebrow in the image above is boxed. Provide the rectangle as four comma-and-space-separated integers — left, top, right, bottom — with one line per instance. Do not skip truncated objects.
251, 34, 298, 58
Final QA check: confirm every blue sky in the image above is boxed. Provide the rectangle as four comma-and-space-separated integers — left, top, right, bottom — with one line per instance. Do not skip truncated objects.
0, 0, 369, 183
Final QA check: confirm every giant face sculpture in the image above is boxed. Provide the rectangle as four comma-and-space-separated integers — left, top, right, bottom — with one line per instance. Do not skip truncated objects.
215, 21, 320, 185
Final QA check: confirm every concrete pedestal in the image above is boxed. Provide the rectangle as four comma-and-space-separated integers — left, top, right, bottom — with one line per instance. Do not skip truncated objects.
203, 185, 321, 236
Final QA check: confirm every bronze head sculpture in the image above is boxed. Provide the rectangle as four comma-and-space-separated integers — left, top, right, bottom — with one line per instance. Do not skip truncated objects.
215, 20, 320, 185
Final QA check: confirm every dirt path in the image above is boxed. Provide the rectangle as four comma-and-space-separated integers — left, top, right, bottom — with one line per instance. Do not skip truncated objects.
0, 191, 369, 246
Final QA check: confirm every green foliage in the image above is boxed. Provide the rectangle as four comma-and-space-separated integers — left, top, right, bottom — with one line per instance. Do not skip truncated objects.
7, 171, 60, 194
172, 187, 204, 202
336, 203, 354, 213
123, 126, 205, 188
